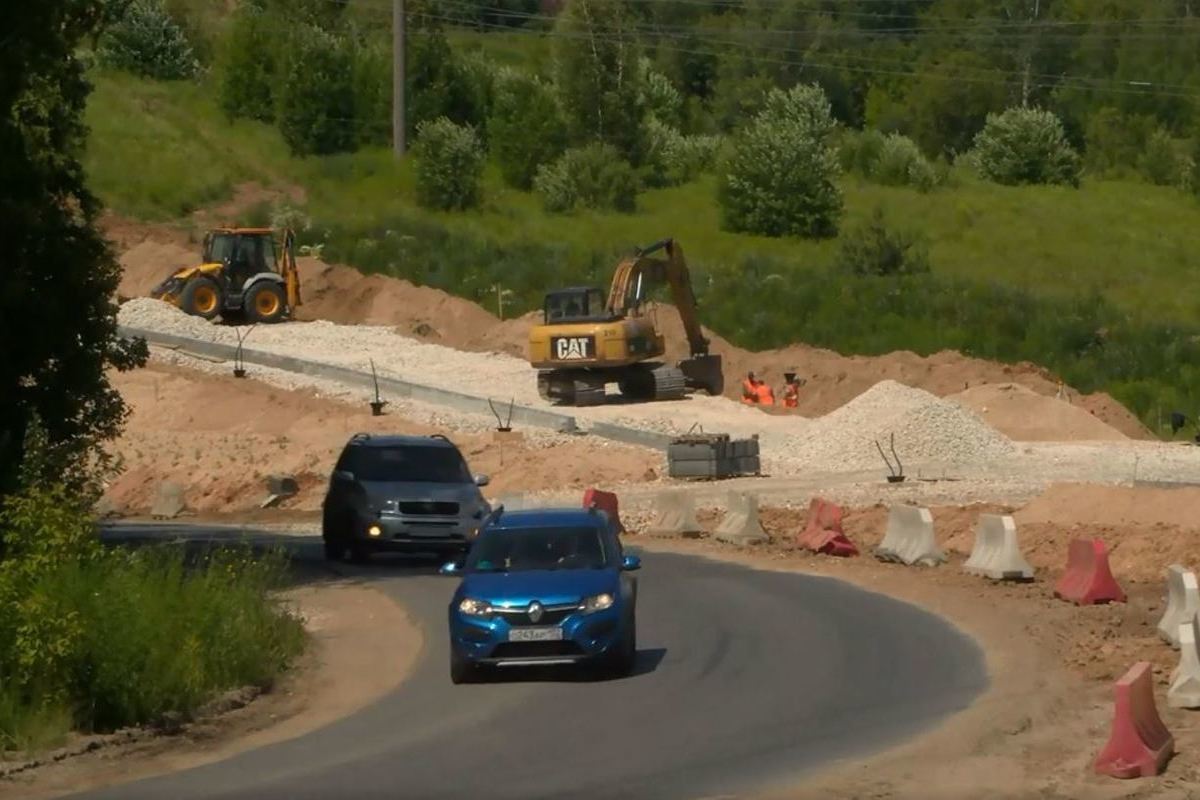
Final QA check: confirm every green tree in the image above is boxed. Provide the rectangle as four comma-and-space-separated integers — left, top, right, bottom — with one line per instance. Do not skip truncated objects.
554, 0, 645, 162
533, 144, 639, 213
1140, 129, 1182, 187
1085, 107, 1154, 176
717, 84, 843, 238
0, 1, 148, 500
972, 106, 1082, 187
413, 118, 485, 211
277, 26, 356, 156
407, 6, 490, 139
490, 71, 568, 190
98, 0, 198, 80
218, 3, 277, 122
900, 51, 1009, 158
835, 208, 931, 277
352, 37, 392, 148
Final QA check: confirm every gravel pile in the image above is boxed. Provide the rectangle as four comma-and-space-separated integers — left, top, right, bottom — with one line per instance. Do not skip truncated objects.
792, 380, 1016, 471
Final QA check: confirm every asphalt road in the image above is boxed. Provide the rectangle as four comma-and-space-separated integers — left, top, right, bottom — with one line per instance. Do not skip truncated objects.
82, 524, 987, 800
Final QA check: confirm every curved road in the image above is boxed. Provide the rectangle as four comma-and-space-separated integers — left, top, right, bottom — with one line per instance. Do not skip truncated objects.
83, 525, 987, 799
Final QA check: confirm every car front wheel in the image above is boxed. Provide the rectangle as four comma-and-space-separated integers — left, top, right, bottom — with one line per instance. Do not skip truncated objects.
450, 648, 477, 685
606, 618, 637, 678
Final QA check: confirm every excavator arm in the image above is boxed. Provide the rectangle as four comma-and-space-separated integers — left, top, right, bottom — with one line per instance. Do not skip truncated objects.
605, 238, 710, 358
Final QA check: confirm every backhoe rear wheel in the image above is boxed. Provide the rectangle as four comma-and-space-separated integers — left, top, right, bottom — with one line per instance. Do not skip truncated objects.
180, 277, 223, 320
245, 281, 287, 324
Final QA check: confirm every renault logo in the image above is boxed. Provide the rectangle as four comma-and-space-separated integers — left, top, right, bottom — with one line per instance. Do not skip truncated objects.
528, 601, 544, 623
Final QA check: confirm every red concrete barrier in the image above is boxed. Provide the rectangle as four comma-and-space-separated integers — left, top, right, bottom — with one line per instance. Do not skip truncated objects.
1054, 538, 1126, 605
796, 498, 859, 557
583, 488, 623, 534
1095, 661, 1174, 778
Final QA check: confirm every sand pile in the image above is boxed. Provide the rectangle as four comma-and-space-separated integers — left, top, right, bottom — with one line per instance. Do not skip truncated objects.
792, 380, 1016, 471
117, 240, 197, 298
948, 383, 1127, 442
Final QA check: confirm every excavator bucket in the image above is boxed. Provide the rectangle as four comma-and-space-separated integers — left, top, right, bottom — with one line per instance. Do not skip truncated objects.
679, 354, 724, 396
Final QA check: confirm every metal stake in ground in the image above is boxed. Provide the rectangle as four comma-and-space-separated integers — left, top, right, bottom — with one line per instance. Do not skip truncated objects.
369, 359, 388, 416
875, 432, 905, 483
233, 324, 256, 378
488, 397, 515, 433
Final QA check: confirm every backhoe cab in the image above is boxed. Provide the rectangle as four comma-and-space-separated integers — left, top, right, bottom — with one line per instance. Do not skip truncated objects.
528, 238, 724, 406
150, 227, 301, 324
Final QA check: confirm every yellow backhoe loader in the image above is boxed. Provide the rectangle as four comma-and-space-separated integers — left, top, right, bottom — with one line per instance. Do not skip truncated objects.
150, 227, 301, 324
528, 238, 724, 406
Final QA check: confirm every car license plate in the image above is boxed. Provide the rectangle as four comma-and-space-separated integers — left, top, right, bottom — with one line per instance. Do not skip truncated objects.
508, 626, 563, 642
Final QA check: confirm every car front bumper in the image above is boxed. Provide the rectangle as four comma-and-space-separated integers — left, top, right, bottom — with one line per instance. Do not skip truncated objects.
353, 513, 480, 553
449, 606, 626, 667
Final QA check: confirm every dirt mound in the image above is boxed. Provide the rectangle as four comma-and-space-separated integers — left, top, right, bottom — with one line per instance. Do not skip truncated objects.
117, 240, 197, 299
947, 382, 1127, 442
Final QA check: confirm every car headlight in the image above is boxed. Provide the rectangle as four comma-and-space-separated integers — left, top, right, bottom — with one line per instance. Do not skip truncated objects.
582, 593, 614, 613
458, 598, 493, 617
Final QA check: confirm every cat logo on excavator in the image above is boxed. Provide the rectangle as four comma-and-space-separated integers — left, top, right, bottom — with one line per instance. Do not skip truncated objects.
528, 238, 724, 407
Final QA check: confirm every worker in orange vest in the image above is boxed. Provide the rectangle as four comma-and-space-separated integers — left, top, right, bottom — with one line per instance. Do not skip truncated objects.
741, 371, 758, 404
781, 373, 803, 408
755, 380, 775, 405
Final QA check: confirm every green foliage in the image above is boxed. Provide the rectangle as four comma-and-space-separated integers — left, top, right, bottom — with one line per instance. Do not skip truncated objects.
835, 208, 931, 277
1085, 107, 1155, 177
641, 117, 721, 188
413, 118, 485, 211
351, 38, 392, 148
972, 107, 1082, 188
838, 128, 887, 176
98, 0, 199, 80
718, 83, 842, 238
534, 144, 639, 213
489, 70, 567, 190
1140, 130, 1184, 187
639, 57, 683, 127
864, 132, 938, 191
1188, 137, 1200, 199
408, 10, 491, 139
277, 27, 356, 157
1, 2, 148, 500
898, 51, 1009, 159
217, 3, 277, 123
554, 0, 645, 162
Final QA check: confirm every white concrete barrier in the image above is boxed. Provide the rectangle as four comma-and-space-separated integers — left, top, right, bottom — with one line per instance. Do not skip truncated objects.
1158, 565, 1200, 648
646, 491, 701, 538
150, 481, 186, 519
874, 505, 945, 567
1169, 615, 1200, 709
962, 514, 1034, 580
714, 492, 767, 546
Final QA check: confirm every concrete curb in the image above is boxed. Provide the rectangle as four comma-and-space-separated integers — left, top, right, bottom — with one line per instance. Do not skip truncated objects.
120, 325, 674, 452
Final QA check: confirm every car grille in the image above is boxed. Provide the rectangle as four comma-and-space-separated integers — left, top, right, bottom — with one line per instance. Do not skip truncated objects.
495, 605, 579, 627
397, 501, 459, 516
491, 641, 584, 659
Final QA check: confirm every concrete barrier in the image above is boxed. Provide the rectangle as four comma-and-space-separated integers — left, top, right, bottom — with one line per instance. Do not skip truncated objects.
962, 514, 1034, 581
714, 492, 768, 546
583, 488, 623, 534
1094, 661, 1174, 778
1157, 565, 1200, 648
150, 481, 186, 519
874, 505, 944, 567
1168, 615, 1200, 709
1054, 539, 1126, 606
796, 498, 858, 557
645, 491, 701, 538
120, 325, 681, 450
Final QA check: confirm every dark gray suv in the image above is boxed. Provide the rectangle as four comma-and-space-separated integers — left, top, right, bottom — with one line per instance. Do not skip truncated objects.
321, 433, 491, 562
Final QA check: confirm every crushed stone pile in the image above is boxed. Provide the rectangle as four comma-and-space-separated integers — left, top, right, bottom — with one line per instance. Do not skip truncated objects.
792, 380, 1016, 471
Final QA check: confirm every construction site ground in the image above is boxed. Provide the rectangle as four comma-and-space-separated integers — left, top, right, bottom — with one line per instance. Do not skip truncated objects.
89, 229, 1200, 797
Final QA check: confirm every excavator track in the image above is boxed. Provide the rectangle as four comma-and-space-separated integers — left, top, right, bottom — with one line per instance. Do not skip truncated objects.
617, 364, 685, 402
537, 370, 607, 407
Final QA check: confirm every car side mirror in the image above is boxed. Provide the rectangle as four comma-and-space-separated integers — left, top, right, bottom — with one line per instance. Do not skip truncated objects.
474, 474, 490, 487
439, 561, 461, 576
333, 470, 355, 482
621, 555, 641, 571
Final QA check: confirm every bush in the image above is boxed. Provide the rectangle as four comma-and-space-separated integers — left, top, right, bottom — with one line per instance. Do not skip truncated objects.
489, 71, 568, 190
534, 144, 639, 213
639, 57, 683, 127
277, 27, 356, 157
872, 133, 938, 191
641, 118, 721, 188
1085, 107, 1154, 176
99, 0, 199, 80
835, 208, 931, 277
413, 118, 485, 211
218, 4, 278, 123
838, 128, 887, 176
717, 83, 843, 238
972, 107, 1082, 187
1140, 129, 1183, 186
351, 39, 392, 148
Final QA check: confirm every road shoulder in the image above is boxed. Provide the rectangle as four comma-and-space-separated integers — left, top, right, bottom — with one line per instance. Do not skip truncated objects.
0, 578, 421, 800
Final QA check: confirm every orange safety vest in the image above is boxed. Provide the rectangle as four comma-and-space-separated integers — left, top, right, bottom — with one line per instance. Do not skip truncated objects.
755, 383, 775, 406
741, 379, 757, 404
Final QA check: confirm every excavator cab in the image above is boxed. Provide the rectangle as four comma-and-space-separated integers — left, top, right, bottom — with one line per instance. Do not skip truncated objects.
543, 287, 615, 323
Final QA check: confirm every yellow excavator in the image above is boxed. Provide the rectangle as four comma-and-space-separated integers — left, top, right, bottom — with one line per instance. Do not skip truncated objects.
528, 238, 724, 406
150, 227, 301, 324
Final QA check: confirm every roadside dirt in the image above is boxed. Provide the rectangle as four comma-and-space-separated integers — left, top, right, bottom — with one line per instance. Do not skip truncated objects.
102, 360, 659, 515
0, 576, 420, 800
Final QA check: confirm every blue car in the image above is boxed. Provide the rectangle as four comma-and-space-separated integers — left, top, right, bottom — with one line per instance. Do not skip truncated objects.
441, 506, 641, 684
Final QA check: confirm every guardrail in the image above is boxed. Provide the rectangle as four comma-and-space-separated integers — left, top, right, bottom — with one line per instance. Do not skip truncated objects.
119, 325, 676, 451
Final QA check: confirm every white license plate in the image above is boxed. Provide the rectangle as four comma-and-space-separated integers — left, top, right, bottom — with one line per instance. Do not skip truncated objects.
508, 626, 563, 642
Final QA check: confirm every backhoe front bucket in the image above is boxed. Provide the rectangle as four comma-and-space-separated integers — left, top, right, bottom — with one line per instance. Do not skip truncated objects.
678, 354, 724, 396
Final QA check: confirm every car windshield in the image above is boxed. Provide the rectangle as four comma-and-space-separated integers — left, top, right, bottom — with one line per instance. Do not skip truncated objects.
347, 445, 472, 483
466, 527, 609, 573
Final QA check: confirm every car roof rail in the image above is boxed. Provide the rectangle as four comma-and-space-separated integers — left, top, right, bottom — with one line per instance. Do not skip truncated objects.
349, 432, 371, 443
429, 434, 451, 442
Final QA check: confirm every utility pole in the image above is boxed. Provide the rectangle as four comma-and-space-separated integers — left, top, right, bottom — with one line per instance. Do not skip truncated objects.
392, 0, 406, 157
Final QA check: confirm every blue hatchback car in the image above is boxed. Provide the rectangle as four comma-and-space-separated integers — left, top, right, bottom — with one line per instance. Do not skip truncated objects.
441, 506, 641, 684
